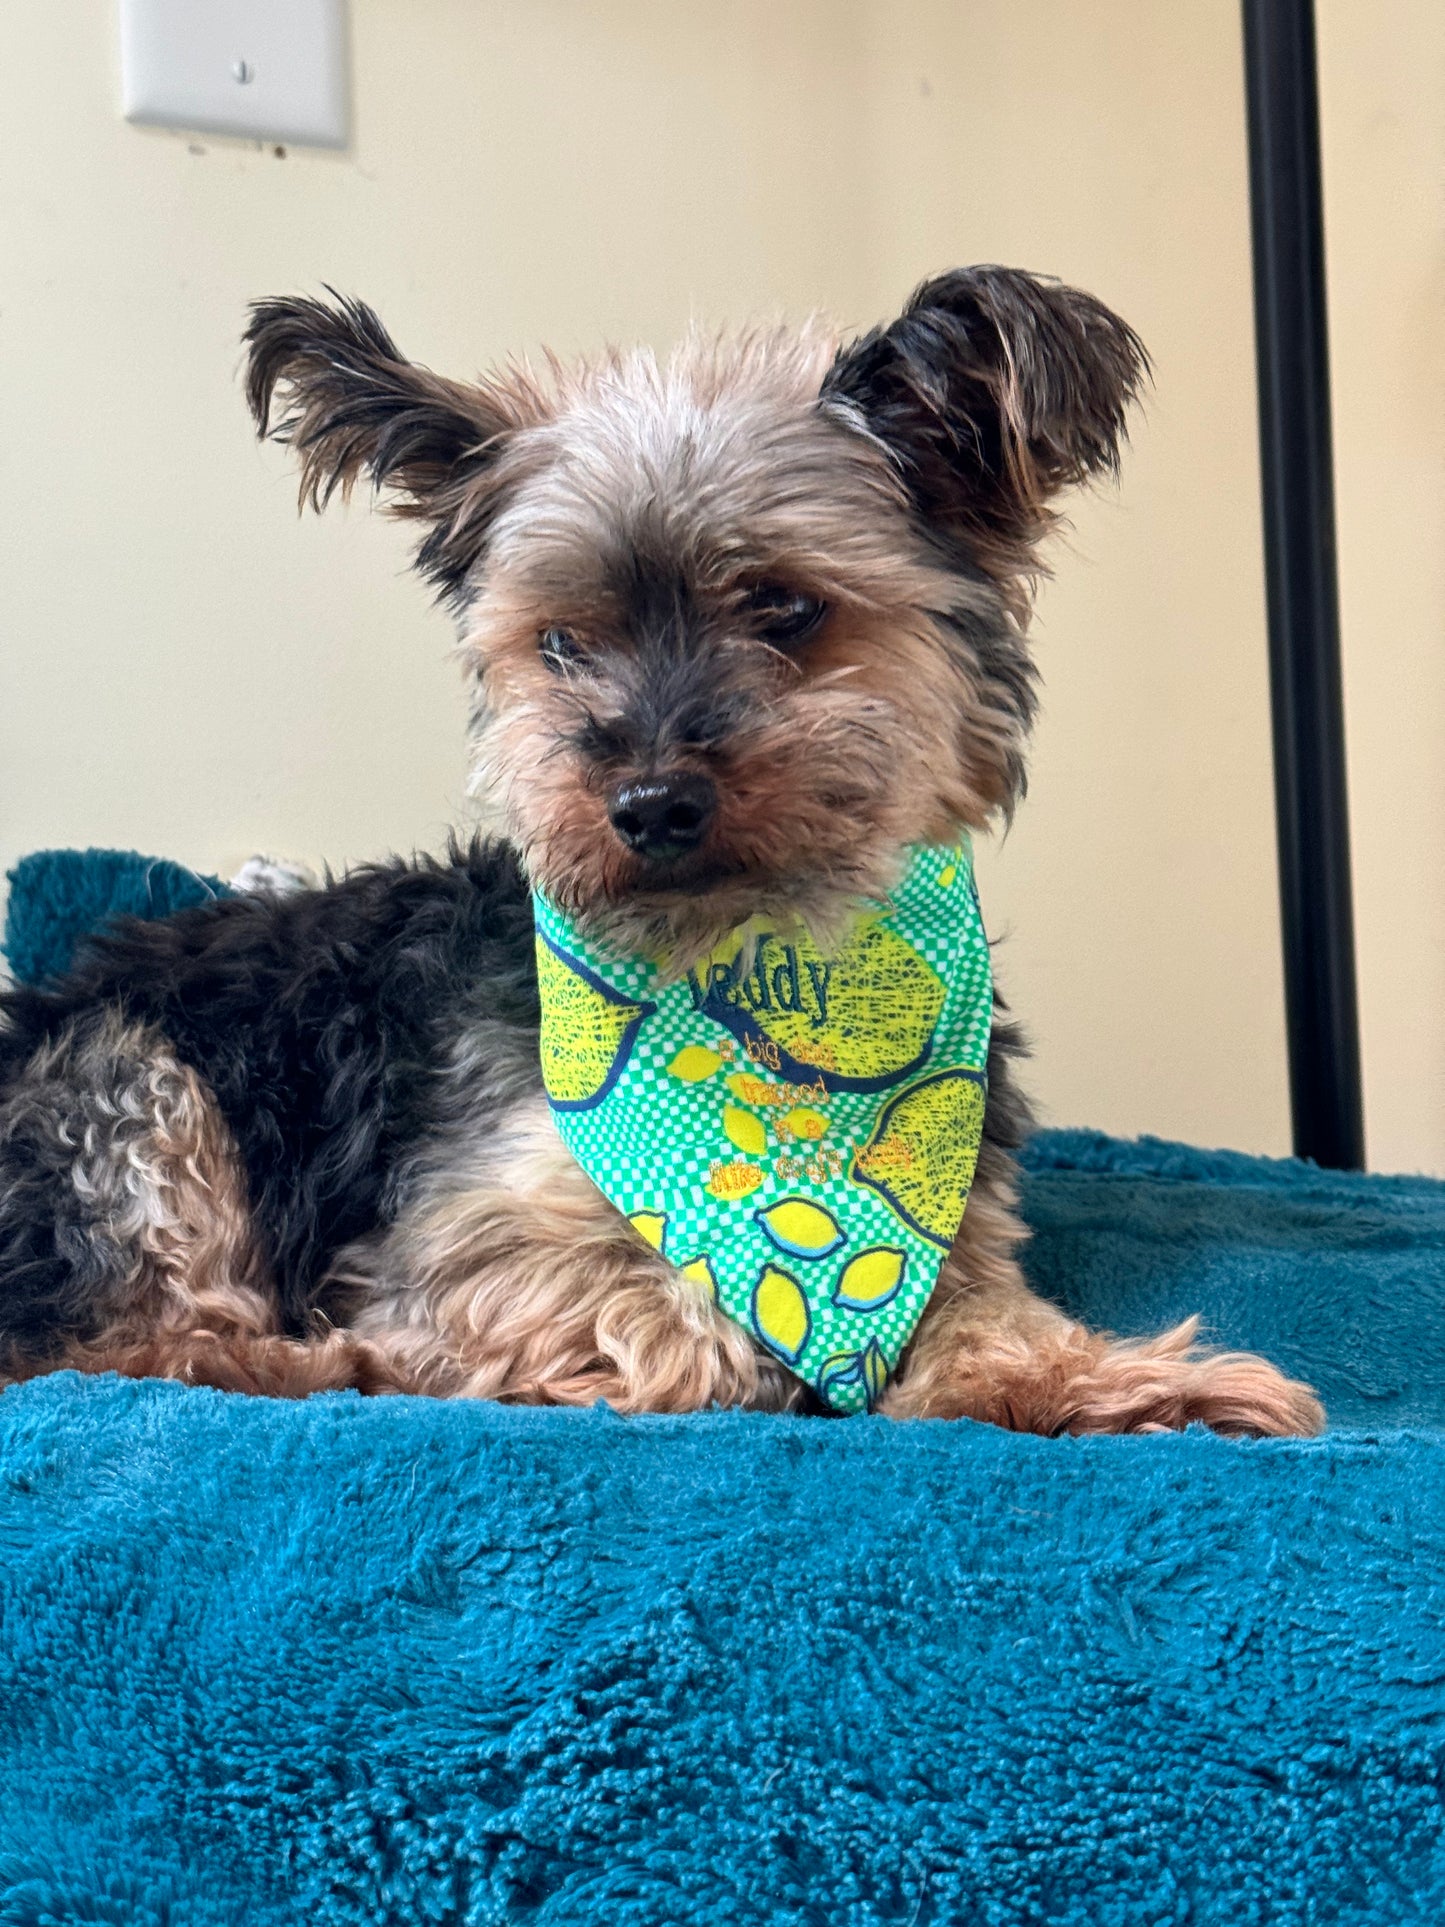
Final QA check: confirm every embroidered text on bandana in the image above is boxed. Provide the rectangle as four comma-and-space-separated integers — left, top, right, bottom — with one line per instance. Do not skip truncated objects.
532, 842, 993, 1413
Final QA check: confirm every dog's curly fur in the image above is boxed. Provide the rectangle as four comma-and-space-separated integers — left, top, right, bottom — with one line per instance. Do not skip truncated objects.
0, 269, 1323, 1434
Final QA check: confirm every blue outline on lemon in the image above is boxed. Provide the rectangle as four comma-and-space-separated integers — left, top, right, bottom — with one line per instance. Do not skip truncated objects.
817, 1339, 891, 1412
537, 932, 656, 1113
752, 1196, 846, 1261
750, 1263, 812, 1366
831, 1245, 908, 1311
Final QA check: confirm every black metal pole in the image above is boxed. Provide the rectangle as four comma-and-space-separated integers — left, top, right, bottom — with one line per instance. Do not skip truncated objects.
1241, 0, 1364, 1169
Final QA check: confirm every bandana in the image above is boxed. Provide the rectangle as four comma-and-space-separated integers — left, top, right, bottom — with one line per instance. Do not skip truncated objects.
532, 841, 993, 1413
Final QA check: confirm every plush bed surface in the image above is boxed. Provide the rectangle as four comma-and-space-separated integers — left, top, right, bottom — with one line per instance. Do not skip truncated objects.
1022, 1127, 1445, 1432
2, 1129, 1443, 1926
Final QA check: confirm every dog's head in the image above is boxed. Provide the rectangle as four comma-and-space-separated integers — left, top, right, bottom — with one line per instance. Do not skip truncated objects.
246, 270, 1146, 960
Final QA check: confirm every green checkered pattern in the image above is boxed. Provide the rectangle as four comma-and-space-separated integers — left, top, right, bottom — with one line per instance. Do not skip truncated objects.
533, 841, 993, 1413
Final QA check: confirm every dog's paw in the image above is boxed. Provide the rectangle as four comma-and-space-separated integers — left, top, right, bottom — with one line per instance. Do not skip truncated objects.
1061, 1317, 1325, 1438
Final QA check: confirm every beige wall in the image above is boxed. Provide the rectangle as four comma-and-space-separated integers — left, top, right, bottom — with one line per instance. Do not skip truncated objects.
6, 0, 1420, 1167
1318, 0, 1445, 1176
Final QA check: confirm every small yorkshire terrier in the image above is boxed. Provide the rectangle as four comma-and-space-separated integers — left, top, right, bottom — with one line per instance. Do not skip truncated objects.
0, 268, 1321, 1434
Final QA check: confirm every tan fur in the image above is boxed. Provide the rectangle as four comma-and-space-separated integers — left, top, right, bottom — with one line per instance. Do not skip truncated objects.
463, 344, 1021, 966
331, 1096, 803, 1411
881, 1157, 1323, 1436
325, 1104, 1322, 1439
28, 1326, 408, 1398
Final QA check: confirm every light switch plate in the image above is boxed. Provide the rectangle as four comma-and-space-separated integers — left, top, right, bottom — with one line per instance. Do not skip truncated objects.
119, 0, 348, 148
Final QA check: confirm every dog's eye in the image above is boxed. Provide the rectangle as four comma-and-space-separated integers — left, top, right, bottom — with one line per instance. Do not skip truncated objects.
749, 587, 827, 647
539, 626, 585, 674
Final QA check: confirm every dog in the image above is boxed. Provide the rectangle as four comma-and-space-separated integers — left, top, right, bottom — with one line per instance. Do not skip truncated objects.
0, 269, 1322, 1434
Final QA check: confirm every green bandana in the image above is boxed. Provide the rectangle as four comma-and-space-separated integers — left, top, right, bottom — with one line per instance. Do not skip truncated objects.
532, 841, 993, 1413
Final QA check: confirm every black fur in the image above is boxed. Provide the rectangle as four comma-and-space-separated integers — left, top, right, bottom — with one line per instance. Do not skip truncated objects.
822, 265, 1150, 556
0, 1017, 147, 1351
563, 589, 756, 773
244, 292, 520, 600
0, 841, 540, 1342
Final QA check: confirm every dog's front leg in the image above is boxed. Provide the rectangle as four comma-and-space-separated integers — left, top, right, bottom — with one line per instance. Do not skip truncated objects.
881, 1157, 1324, 1437
338, 1100, 803, 1413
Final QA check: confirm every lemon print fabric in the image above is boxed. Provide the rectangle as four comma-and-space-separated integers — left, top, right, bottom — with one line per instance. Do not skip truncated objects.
751, 1266, 812, 1364
853, 1068, 988, 1247
532, 839, 993, 1414
688, 919, 946, 1094
722, 1106, 769, 1157
679, 1256, 719, 1300
536, 935, 655, 1110
626, 1210, 668, 1253
819, 1341, 891, 1410
834, 1246, 907, 1310
669, 1045, 723, 1083
755, 1198, 845, 1260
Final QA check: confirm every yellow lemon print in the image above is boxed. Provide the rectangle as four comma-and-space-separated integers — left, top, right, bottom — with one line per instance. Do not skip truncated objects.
669, 1045, 723, 1083
852, 1068, 986, 1247
679, 1256, 719, 1301
754, 1197, 844, 1261
707, 1161, 764, 1201
627, 1210, 668, 1253
938, 864, 957, 889
695, 920, 944, 1093
818, 1351, 859, 1404
536, 936, 654, 1110
781, 1106, 828, 1141
751, 1264, 811, 1364
862, 1340, 890, 1406
816, 1338, 890, 1411
833, 1245, 907, 1310
722, 1106, 769, 1157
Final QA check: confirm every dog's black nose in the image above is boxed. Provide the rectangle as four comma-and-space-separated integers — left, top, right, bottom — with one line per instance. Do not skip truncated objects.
608, 773, 717, 861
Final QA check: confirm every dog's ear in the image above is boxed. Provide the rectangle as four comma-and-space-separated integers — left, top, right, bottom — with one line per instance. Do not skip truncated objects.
244, 291, 534, 599
822, 266, 1149, 565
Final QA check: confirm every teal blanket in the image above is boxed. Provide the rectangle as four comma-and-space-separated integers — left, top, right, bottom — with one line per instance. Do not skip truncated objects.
2, 1128, 1443, 1926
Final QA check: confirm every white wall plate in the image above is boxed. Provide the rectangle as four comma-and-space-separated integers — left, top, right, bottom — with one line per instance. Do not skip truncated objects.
119, 0, 349, 148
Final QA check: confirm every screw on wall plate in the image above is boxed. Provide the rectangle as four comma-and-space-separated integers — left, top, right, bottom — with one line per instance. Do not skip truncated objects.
232, 59, 255, 85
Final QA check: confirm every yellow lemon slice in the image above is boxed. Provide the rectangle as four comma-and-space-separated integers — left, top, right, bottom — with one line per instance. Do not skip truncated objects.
536, 936, 654, 1109
852, 1067, 986, 1247
722, 1106, 769, 1157
627, 1210, 667, 1253
751, 1264, 811, 1364
818, 1339, 890, 1410
862, 1339, 890, 1406
698, 920, 944, 1092
754, 1196, 844, 1260
679, 1256, 718, 1301
669, 1045, 723, 1083
833, 1245, 907, 1310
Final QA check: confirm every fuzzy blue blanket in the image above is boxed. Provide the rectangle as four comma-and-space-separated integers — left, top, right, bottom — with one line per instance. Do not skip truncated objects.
3, 1128, 1444, 1926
